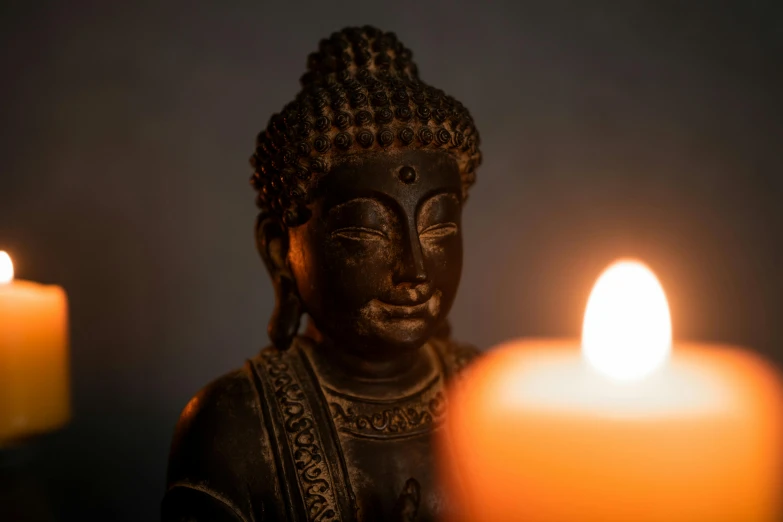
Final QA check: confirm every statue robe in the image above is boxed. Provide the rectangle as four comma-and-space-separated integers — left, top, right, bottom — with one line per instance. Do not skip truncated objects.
161, 336, 477, 522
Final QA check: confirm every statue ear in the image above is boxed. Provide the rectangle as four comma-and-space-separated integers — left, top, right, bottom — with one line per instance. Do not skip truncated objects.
255, 215, 302, 351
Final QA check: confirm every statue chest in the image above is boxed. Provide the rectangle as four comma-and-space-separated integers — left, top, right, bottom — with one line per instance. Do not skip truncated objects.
336, 430, 446, 522
252, 343, 451, 522
325, 375, 449, 521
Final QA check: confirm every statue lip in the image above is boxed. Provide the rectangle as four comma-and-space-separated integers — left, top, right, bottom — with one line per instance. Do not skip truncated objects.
372, 291, 440, 319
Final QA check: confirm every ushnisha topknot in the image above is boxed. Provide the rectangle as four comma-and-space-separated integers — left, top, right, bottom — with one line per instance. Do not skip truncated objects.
250, 25, 482, 226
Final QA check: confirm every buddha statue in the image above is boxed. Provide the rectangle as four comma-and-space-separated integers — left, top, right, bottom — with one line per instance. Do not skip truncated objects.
162, 26, 482, 522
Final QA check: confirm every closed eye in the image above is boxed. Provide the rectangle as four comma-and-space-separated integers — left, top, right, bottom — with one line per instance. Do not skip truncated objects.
419, 222, 458, 239
331, 226, 388, 241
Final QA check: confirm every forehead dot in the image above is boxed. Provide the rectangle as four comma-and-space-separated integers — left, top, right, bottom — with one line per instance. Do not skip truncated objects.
398, 166, 417, 184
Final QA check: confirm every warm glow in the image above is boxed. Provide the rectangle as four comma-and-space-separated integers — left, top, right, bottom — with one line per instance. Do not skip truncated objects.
0, 251, 13, 284
582, 259, 672, 381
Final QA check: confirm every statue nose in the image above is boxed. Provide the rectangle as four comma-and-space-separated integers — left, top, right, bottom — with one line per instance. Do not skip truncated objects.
394, 225, 428, 286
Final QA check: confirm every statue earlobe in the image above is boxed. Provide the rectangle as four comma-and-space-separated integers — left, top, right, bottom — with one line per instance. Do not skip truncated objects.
268, 275, 302, 351
256, 214, 302, 350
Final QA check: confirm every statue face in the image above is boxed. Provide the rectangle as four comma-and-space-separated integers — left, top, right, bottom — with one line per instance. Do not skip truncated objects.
288, 150, 463, 360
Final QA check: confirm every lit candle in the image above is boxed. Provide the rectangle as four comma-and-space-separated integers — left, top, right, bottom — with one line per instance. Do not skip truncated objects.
441, 259, 783, 522
0, 251, 70, 444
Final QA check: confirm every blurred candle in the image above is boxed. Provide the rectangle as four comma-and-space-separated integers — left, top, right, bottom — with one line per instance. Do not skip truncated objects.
441, 259, 783, 522
0, 251, 70, 444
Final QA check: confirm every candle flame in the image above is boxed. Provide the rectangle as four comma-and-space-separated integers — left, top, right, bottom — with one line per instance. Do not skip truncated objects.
582, 259, 672, 381
0, 251, 13, 284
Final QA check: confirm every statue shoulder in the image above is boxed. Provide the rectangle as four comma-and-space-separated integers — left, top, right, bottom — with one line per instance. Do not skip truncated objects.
166, 366, 261, 471
431, 336, 482, 377
163, 364, 268, 522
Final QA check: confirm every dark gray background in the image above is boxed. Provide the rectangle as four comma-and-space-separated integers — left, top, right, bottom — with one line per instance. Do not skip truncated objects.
1, 1, 781, 520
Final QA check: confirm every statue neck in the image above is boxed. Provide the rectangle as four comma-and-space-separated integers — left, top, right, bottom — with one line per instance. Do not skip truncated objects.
301, 320, 438, 398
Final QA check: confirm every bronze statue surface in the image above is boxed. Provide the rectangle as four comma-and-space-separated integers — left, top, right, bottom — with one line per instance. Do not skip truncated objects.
162, 26, 482, 522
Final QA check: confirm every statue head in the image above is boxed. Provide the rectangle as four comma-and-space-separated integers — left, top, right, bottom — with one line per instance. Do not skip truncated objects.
251, 26, 482, 363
